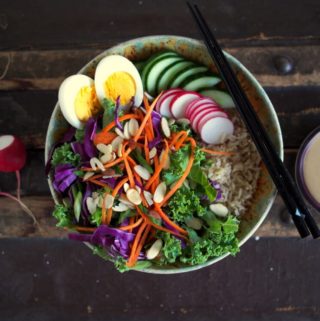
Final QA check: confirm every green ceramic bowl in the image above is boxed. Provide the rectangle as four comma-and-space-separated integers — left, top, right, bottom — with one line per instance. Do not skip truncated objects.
45, 35, 283, 274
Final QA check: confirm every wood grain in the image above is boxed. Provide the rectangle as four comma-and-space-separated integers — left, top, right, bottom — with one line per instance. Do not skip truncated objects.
0, 46, 319, 90
0, 0, 319, 50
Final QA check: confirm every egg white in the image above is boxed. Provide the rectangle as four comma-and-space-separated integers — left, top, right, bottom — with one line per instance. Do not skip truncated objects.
58, 74, 94, 129
94, 55, 143, 107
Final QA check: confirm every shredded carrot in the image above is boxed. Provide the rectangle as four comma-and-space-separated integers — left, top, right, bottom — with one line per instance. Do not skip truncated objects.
93, 131, 117, 146
201, 148, 234, 156
160, 137, 196, 206
88, 179, 110, 188
127, 224, 151, 268
127, 221, 148, 267
128, 216, 135, 233
174, 132, 189, 150
102, 177, 129, 225
144, 136, 150, 163
169, 131, 188, 149
119, 217, 143, 231
153, 203, 188, 235
124, 157, 135, 188
153, 155, 160, 186
75, 226, 96, 233
143, 94, 155, 139
145, 140, 169, 190
101, 114, 140, 133
81, 157, 124, 172
135, 206, 187, 239
133, 93, 161, 142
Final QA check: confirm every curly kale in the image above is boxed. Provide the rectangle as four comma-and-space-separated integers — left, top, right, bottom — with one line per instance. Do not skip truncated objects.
51, 143, 81, 167
52, 204, 73, 227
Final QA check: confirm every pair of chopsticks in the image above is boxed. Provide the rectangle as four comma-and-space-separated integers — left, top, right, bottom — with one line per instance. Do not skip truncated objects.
187, 3, 320, 238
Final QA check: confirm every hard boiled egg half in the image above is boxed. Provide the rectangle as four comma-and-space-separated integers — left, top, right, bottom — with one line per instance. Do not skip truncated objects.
94, 55, 143, 108
58, 75, 101, 129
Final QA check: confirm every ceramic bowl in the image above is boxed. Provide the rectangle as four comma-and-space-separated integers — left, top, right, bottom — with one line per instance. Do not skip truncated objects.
45, 35, 283, 274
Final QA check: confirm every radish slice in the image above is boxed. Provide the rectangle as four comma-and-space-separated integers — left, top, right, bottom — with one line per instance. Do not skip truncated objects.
158, 91, 182, 117
200, 117, 234, 144
155, 88, 182, 112
185, 97, 213, 118
192, 109, 228, 132
170, 91, 200, 119
195, 110, 228, 132
0, 135, 26, 172
189, 103, 222, 122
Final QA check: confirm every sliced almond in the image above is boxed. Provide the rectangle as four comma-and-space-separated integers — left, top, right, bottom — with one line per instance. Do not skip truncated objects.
86, 197, 97, 215
119, 197, 135, 209
168, 118, 176, 126
92, 192, 99, 199
160, 150, 170, 169
95, 196, 103, 208
100, 152, 113, 164
104, 194, 115, 209
115, 127, 125, 139
111, 152, 117, 161
177, 118, 190, 125
209, 203, 229, 217
153, 182, 167, 204
146, 239, 163, 260
161, 117, 171, 138
185, 217, 202, 230
126, 188, 142, 205
128, 118, 139, 136
90, 157, 105, 171
112, 202, 129, 212
143, 191, 154, 206
149, 147, 157, 159
83, 172, 94, 181
111, 136, 124, 152
123, 183, 130, 192
134, 165, 151, 180
135, 185, 142, 194
96, 143, 112, 154
117, 143, 123, 157
123, 122, 131, 140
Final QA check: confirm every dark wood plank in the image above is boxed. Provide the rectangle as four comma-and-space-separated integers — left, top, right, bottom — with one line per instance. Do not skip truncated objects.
1, 46, 320, 90
0, 237, 319, 321
0, 0, 320, 50
1, 87, 319, 149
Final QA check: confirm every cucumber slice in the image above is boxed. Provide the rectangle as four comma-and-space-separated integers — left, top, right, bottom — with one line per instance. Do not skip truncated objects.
181, 73, 221, 92
146, 55, 182, 96
170, 65, 208, 88
141, 51, 178, 91
200, 89, 235, 108
157, 60, 194, 93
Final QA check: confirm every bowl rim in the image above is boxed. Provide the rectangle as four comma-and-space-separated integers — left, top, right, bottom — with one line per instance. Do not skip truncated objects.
45, 35, 283, 274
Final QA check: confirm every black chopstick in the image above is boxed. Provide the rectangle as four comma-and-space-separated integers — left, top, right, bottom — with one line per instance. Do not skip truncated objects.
187, 2, 320, 238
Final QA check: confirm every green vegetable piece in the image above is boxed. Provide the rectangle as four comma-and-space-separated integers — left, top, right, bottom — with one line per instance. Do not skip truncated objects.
75, 128, 85, 142
52, 204, 73, 228
132, 149, 154, 174
90, 207, 102, 226
51, 143, 81, 167
102, 98, 116, 128
160, 232, 182, 264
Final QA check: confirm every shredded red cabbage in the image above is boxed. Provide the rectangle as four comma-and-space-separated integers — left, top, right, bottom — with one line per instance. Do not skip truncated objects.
53, 164, 77, 193
114, 96, 123, 131
84, 118, 98, 158
81, 182, 96, 222
71, 141, 89, 161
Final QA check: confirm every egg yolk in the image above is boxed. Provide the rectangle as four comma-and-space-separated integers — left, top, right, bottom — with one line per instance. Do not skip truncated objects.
104, 71, 136, 105
74, 85, 100, 121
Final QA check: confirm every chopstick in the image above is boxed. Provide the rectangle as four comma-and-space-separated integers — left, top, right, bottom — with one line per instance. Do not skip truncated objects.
187, 2, 320, 238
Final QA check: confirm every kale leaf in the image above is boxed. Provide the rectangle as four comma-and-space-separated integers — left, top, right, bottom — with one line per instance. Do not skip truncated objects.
51, 143, 81, 167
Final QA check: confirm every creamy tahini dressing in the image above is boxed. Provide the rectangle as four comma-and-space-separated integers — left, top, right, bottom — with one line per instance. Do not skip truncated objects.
303, 133, 320, 203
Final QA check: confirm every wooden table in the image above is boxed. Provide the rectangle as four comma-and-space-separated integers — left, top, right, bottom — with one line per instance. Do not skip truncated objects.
0, 1, 319, 320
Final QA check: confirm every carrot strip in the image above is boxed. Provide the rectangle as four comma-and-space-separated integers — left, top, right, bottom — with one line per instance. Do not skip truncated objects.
169, 131, 188, 149
174, 132, 188, 150
128, 216, 135, 233
81, 157, 124, 172
93, 131, 117, 146
201, 148, 234, 156
119, 217, 143, 231
153, 155, 160, 186
133, 93, 161, 142
127, 224, 151, 268
88, 179, 110, 188
143, 94, 155, 139
135, 206, 188, 239
144, 136, 150, 163
75, 226, 96, 233
101, 114, 140, 133
124, 157, 135, 188
102, 177, 129, 225
160, 137, 196, 206
127, 221, 148, 267
145, 140, 169, 190
153, 203, 188, 235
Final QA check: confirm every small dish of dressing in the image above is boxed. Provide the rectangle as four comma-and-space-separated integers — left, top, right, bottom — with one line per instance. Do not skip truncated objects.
296, 126, 320, 212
